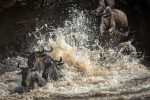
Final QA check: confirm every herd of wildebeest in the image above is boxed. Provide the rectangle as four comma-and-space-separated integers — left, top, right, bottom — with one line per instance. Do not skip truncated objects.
16, 46, 65, 93
15, 0, 137, 93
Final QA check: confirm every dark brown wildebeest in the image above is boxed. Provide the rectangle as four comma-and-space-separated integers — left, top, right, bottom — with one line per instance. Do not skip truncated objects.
17, 63, 46, 92
99, 6, 130, 47
100, 6, 128, 36
42, 57, 65, 81
27, 47, 53, 72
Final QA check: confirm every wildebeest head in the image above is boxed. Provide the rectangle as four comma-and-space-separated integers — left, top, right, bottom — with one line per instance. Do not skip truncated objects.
42, 57, 65, 81
17, 63, 46, 90
27, 46, 53, 68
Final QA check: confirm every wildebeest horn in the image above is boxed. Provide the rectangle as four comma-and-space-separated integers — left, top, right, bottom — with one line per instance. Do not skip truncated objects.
17, 63, 28, 69
56, 62, 65, 66
17, 63, 20, 68
37, 47, 44, 54
54, 57, 62, 63
48, 46, 53, 52
17, 63, 23, 69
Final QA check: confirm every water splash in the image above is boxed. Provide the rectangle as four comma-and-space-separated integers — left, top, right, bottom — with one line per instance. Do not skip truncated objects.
0, 9, 150, 99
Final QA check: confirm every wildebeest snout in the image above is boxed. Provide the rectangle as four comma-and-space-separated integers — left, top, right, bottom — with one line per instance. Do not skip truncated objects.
42, 73, 48, 80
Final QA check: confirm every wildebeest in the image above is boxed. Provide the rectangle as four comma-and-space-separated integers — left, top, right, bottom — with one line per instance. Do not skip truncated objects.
17, 63, 46, 92
100, 6, 128, 36
27, 47, 53, 72
42, 57, 65, 81
96, 0, 115, 16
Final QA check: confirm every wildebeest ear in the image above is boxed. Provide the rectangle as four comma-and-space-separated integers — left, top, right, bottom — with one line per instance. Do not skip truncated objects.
17, 63, 25, 70
16, 62, 21, 69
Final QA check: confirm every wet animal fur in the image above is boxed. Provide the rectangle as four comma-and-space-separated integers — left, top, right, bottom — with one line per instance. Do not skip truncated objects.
26, 69, 46, 89
42, 57, 64, 81
17, 64, 46, 91
27, 47, 53, 73
100, 6, 128, 36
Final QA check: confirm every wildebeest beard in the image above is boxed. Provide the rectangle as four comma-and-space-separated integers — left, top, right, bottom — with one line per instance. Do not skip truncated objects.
42, 60, 55, 80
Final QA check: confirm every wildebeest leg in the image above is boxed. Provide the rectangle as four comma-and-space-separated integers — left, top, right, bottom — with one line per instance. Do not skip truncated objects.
100, 17, 106, 36
99, 16, 110, 46
108, 14, 116, 34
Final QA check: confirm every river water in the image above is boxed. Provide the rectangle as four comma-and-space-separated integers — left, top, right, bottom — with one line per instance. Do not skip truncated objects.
0, 9, 150, 100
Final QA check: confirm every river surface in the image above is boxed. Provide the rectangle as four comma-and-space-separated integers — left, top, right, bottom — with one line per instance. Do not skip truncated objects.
0, 9, 150, 100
